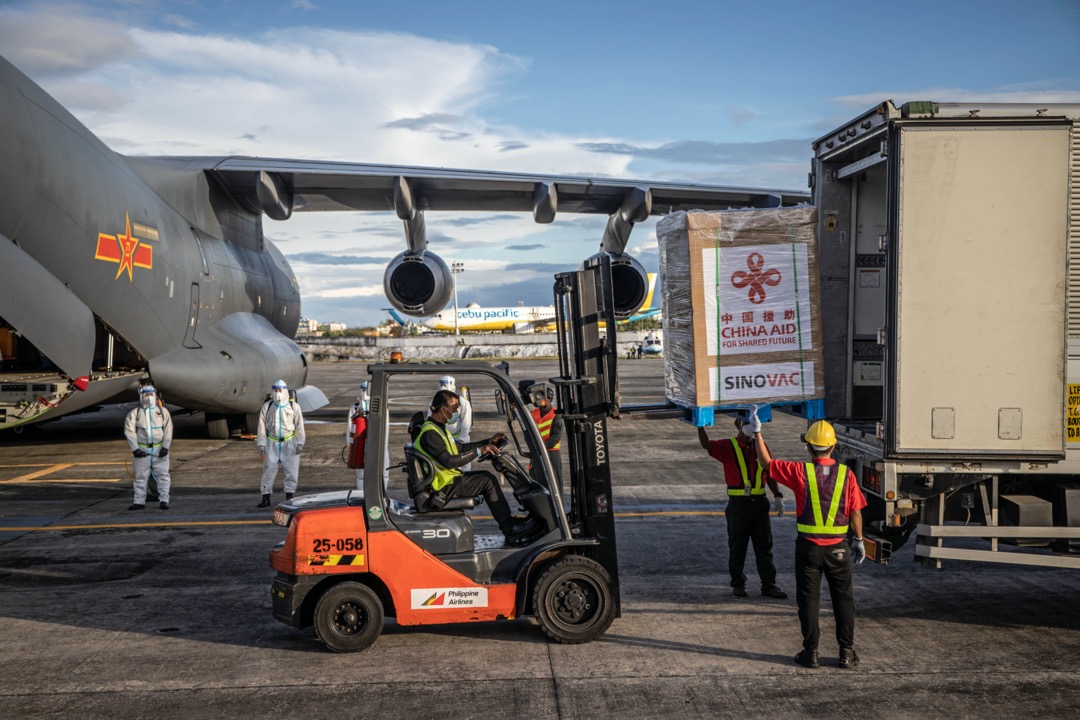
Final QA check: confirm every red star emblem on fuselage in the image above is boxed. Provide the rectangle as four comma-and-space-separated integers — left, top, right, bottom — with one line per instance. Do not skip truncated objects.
115, 214, 139, 281
94, 212, 154, 281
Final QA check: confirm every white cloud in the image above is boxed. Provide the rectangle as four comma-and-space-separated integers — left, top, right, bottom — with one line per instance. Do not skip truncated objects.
316, 284, 386, 299
0, 4, 136, 75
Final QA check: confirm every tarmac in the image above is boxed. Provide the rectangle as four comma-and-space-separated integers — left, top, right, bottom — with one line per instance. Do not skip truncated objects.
2, 358, 1080, 719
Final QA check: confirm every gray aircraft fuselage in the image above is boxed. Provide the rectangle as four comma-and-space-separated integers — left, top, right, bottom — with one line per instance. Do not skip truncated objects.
0, 55, 307, 431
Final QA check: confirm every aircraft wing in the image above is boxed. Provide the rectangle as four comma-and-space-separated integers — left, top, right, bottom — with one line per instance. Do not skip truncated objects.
200, 157, 810, 219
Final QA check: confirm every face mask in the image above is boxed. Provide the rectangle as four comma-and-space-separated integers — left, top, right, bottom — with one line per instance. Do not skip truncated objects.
141, 395, 156, 409
274, 390, 288, 405
449, 412, 460, 424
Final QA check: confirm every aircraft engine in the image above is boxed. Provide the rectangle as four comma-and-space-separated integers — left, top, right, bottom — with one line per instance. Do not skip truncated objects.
588, 252, 650, 319
383, 251, 454, 317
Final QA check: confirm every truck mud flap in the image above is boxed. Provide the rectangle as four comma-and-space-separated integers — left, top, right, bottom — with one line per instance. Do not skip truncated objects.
864, 535, 892, 566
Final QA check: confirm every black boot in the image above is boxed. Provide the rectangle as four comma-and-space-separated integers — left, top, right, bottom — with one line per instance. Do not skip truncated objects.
285, 492, 294, 500
504, 516, 542, 546
257, 494, 271, 508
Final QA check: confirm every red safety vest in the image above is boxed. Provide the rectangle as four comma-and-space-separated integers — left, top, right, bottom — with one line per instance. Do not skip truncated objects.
531, 407, 561, 450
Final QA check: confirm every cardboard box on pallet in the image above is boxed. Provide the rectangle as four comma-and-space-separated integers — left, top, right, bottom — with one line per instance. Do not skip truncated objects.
657, 207, 824, 410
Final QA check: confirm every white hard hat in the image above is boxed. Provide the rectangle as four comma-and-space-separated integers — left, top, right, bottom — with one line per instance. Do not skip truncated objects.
272, 379, 288, 390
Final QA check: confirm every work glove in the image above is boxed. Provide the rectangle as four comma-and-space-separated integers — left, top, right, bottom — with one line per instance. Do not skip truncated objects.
295, 444, 303, 455
132, 449, 147, 458
746, 406, 762, 434
159, 447, 168, 458
851, 538, 866, 565
773, 496, 784, 516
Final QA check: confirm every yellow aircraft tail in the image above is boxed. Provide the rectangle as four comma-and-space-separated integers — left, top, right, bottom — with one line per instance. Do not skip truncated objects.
640, 272, 658, 312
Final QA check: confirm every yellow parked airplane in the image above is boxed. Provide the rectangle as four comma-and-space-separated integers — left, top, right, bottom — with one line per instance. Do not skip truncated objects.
419, 274, 659, 333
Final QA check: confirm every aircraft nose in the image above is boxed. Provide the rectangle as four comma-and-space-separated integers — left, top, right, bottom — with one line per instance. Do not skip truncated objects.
0, 56, 40, 241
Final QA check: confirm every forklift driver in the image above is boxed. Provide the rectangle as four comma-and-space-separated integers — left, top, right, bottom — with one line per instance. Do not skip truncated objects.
415, 390, 541, 546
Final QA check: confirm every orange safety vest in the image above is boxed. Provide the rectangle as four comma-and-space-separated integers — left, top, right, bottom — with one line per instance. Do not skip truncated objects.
531, 407, 561, 450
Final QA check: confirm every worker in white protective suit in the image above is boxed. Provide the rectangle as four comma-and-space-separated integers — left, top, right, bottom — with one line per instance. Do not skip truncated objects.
257, 379, 305, 508
438, 375, 473, 470
124, 384, 173, 510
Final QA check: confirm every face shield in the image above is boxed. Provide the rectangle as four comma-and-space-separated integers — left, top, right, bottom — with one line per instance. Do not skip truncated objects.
272, 380, 288, 405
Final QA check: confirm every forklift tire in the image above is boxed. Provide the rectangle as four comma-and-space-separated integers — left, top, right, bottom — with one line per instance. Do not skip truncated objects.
313, 581, 384, 653
533, 556, 616, 644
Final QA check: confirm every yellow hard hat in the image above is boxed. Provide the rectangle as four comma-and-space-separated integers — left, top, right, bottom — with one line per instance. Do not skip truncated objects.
802, 420, 837, 448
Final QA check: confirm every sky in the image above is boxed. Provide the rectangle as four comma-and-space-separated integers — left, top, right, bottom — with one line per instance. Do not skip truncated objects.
1, 0, 1078, 327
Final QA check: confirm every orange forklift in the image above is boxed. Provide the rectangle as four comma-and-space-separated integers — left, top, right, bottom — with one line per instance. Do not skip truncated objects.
269, 261, 624, 652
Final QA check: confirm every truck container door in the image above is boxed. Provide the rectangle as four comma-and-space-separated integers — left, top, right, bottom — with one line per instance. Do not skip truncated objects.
888, 123, 1069, 459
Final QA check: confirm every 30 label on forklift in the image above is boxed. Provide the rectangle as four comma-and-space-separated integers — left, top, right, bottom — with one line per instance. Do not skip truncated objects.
411, 587, 488, 609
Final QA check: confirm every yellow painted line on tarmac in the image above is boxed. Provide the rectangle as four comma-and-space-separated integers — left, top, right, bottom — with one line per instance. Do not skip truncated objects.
617, 510, 728, 518
0, 461, 129, 484
0, 462, 126, 468
2, 464, 74, 483
10, 478, 123, 484
472, 510, 733, 520
0, 519, 272, 532
2, 509, 775, 534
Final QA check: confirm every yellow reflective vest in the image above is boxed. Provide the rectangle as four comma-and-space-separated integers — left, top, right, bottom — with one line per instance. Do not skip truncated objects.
796, 462, 852, 539
414, 421, 462, 492
727, 438, 765, 496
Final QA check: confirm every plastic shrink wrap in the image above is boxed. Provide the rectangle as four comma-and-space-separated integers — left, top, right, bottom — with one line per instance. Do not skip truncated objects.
657, 207, 823, 410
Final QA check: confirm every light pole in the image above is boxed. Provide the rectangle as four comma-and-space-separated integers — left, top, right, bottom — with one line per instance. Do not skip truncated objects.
451, 261, 464, 336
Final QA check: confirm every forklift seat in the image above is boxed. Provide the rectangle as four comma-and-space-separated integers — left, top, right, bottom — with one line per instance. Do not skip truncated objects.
404, 445, 479, 513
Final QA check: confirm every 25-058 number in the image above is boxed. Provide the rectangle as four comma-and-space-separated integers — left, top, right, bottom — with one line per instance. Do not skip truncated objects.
312, 537, 363, 553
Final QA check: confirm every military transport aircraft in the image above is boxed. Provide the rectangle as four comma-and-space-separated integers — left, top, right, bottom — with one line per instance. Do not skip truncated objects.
0, 53, 809, 437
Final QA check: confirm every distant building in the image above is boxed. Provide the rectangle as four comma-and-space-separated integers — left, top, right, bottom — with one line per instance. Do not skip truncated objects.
327, 322, 347, 332
296, 318, 321, 337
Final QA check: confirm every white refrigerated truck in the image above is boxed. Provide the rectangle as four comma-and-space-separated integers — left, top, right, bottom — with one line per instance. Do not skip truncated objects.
812, 100, 1080, 568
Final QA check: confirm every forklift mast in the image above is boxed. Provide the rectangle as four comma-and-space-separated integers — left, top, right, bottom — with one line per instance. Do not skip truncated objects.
553, 255, 621, 609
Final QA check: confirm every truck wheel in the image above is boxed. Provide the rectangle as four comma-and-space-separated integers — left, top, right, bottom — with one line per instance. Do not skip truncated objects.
313, 582, 384, 653
533, 556, 615, 644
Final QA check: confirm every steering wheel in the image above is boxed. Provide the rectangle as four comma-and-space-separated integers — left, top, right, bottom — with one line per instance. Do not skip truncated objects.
478, 436, 510, 463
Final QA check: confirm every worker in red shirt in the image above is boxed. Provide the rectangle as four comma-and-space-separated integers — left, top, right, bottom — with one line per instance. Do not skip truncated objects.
752, 413, 867, 670
697, 415, 787, 600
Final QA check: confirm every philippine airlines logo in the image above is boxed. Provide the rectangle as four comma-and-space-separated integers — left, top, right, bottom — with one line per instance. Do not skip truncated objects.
411, 587, 488, 609
730, 252, 781, 305
94, 213, 153, 281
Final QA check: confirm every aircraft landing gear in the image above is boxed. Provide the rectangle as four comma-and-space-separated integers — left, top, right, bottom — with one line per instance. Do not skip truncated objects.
205, 413, 230, 440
